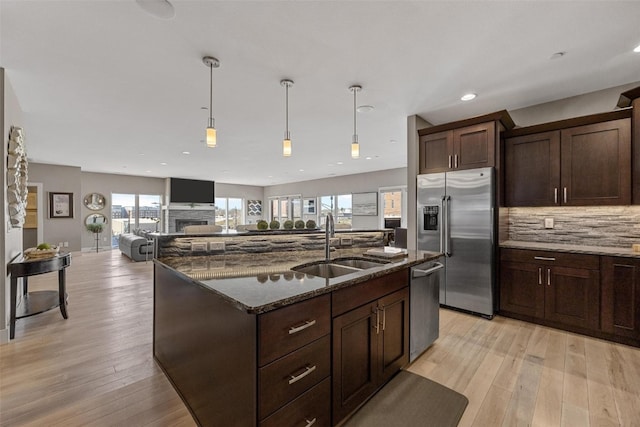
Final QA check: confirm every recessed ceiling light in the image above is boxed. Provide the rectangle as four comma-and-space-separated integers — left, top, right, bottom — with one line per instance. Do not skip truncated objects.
182, 151, 190, 155
138, 153, 145, 156
160, 162, 167, 165
299, 169, 304, 172
461, 93, 476, 101
390, 139, 397, 144
356, 105, 374, 113
634, 44, 640, 53
145, 170, 152, 173
337, 161, 344, 165
135, 0, 175, 20
365, 156, 372, 160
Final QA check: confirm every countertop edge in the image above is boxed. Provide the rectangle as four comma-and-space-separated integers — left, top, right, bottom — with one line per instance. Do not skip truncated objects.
500, 240, 640, 258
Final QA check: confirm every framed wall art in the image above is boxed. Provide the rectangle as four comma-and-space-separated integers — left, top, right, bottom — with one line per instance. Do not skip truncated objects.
247, 199, 262, 216
49, 192, 74, 218
352, 192, 378, 216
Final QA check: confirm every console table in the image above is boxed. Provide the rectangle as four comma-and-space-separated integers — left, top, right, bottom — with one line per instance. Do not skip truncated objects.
8, 252, 71, 339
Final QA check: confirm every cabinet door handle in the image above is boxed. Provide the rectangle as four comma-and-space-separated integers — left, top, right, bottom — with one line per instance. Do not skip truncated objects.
538, 267, 542, 285
304, 418, 317, 427
454, 154, 459, 168
554, 188, 558, 204
534, 256, 556, 261
381, 306, 386, 331
288, 319, 316, 335
448, 155, 452, 169
373, 308, 380, 334
547, 268, 551, 286
563, 187, 567, 204
288, 365, 317, 385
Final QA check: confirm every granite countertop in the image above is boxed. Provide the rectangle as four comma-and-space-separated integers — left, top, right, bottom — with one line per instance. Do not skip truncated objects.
156, 247, 442, 314
500, 240, 640, 258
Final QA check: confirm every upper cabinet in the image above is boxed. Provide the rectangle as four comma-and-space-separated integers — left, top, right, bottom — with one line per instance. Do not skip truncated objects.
504, 111, 632, 207
418, 111, 514, 174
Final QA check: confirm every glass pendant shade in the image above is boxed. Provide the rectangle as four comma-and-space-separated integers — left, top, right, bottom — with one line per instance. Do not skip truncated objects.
206, 126, 217, 148
351, 141, 360, 159
283, 137, 292, 157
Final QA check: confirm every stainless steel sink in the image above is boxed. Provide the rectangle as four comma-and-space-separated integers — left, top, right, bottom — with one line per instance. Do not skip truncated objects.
331, 258, 388, 269
292, 262, 360, 278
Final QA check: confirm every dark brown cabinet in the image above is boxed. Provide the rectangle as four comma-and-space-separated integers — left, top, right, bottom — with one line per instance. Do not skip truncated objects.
500, 249, 600, 331
504, 116, 631, 207
601, 256, 640, 344
419, 122, 496, 173
332, 277, 409, 425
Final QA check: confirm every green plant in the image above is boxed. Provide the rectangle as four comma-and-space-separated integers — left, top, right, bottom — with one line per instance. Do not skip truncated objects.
294, 220, 305, 229
269, 220, 280, 230
305, 219, 317, 229
257, 220, 268, 230
283, 220, 294, 230
86, 223, 104, 233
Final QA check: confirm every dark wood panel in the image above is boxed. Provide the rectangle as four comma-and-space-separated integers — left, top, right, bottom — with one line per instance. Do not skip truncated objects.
601, 256, 640, 340
502, 109, 632, 138
500, 248, 600, 270
561, 118, 631, 205
499, 261, 544, 318
453, 122, 495, 169
153, 264, 256, 427
259, 294, 331, 366
258, 335, 330, 419
545, 266, 600, 330
378, 288, 409, 384
417, 110, 515, 136
332, 269, 408, 317
504, 131, 560, 206
418, 130, 452, 174
260, 378, 331, 427
332, 302, 378, 425
631, 98, 640, 204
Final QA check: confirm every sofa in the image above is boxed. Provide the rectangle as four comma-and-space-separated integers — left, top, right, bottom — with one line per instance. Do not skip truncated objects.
118, 232, 153, 262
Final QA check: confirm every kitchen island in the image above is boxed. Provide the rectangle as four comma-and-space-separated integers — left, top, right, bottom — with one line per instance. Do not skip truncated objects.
154, 247, 440, 427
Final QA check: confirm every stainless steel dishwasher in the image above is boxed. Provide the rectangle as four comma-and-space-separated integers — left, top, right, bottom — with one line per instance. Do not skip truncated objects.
410, 260, 444, 362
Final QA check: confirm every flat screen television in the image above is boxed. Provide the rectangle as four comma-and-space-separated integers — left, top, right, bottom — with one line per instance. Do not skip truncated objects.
170, 178, 215, 204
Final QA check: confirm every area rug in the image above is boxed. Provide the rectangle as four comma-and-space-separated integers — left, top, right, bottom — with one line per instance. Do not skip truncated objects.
344, 370, 469, 427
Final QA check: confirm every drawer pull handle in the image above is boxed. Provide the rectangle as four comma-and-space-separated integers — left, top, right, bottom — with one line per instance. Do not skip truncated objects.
534, 256, 556, 261
554, 188, 558, 204
289, 319, 316, 335
538, 267, 542, 285
305, 418, 317, 427
288, 365, 316, 385
547, 268, 551, 286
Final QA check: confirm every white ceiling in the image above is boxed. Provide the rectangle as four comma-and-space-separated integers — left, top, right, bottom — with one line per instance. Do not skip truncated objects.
2, 1, 639, 186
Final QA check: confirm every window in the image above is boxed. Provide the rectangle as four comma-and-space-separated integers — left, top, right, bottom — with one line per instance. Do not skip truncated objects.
380, 187, 406, 229
269, 195, 302, 224
111, 193, 161, 248
215, 197, 244, 230
319, 194, 352, 227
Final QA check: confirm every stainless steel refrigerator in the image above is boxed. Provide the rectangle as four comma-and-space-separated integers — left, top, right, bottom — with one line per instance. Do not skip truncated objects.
417, 167, 495, 318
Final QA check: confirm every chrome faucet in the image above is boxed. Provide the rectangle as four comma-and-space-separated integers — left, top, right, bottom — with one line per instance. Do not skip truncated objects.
325, 213, 335, 262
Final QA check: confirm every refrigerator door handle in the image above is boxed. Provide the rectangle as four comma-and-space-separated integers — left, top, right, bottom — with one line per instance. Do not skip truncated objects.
440, 196, 446, 253
445, 195, 452, 256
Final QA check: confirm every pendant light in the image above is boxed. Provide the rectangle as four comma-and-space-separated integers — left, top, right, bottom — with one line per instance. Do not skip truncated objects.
349, 85, 362, 159
202, 56, 220, 148
281, 79, 294, 157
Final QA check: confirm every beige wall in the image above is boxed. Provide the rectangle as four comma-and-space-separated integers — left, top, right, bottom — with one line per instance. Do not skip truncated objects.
2, 69, 25, 343
264, 168, 407, 229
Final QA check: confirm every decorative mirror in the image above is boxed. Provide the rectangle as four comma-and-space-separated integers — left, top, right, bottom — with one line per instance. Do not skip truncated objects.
6, 126, 28, 228
83, 193, 106, 211
85, 213, 108, 226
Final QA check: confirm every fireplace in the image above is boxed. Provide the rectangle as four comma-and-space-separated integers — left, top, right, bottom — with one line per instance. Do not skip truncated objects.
175, 219, 208, 232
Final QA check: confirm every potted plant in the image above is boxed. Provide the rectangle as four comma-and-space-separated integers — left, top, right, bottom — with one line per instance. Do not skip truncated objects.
86, 223, 104, 253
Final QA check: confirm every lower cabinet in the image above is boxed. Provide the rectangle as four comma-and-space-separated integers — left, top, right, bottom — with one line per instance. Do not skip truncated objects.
332, 287, 409, 425
601, 256, 640, 343
500, 249, 600, 331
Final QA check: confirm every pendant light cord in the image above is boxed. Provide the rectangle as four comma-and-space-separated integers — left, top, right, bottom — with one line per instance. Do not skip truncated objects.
285, 83, 289, 136
353, 88, 357, 137
209, 64, 213, 124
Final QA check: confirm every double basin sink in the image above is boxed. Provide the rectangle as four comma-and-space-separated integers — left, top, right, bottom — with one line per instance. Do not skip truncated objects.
292, 257, 388, 279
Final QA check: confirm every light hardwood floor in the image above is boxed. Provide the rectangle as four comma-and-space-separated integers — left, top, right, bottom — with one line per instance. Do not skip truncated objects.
2, 250, 640, 426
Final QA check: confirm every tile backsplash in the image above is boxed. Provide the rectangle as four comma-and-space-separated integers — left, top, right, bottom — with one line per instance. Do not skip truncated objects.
506, 206, 640, 248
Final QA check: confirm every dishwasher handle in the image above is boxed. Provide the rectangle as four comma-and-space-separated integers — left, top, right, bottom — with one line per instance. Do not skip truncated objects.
412, 262, 444, 278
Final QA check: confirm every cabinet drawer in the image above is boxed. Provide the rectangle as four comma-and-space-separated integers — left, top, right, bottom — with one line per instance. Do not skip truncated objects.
259, 335, 330, 419
260, 377, 331, 427
332, 269, 408, 317
259, 294, 330, 366
501, 248, 599, 269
